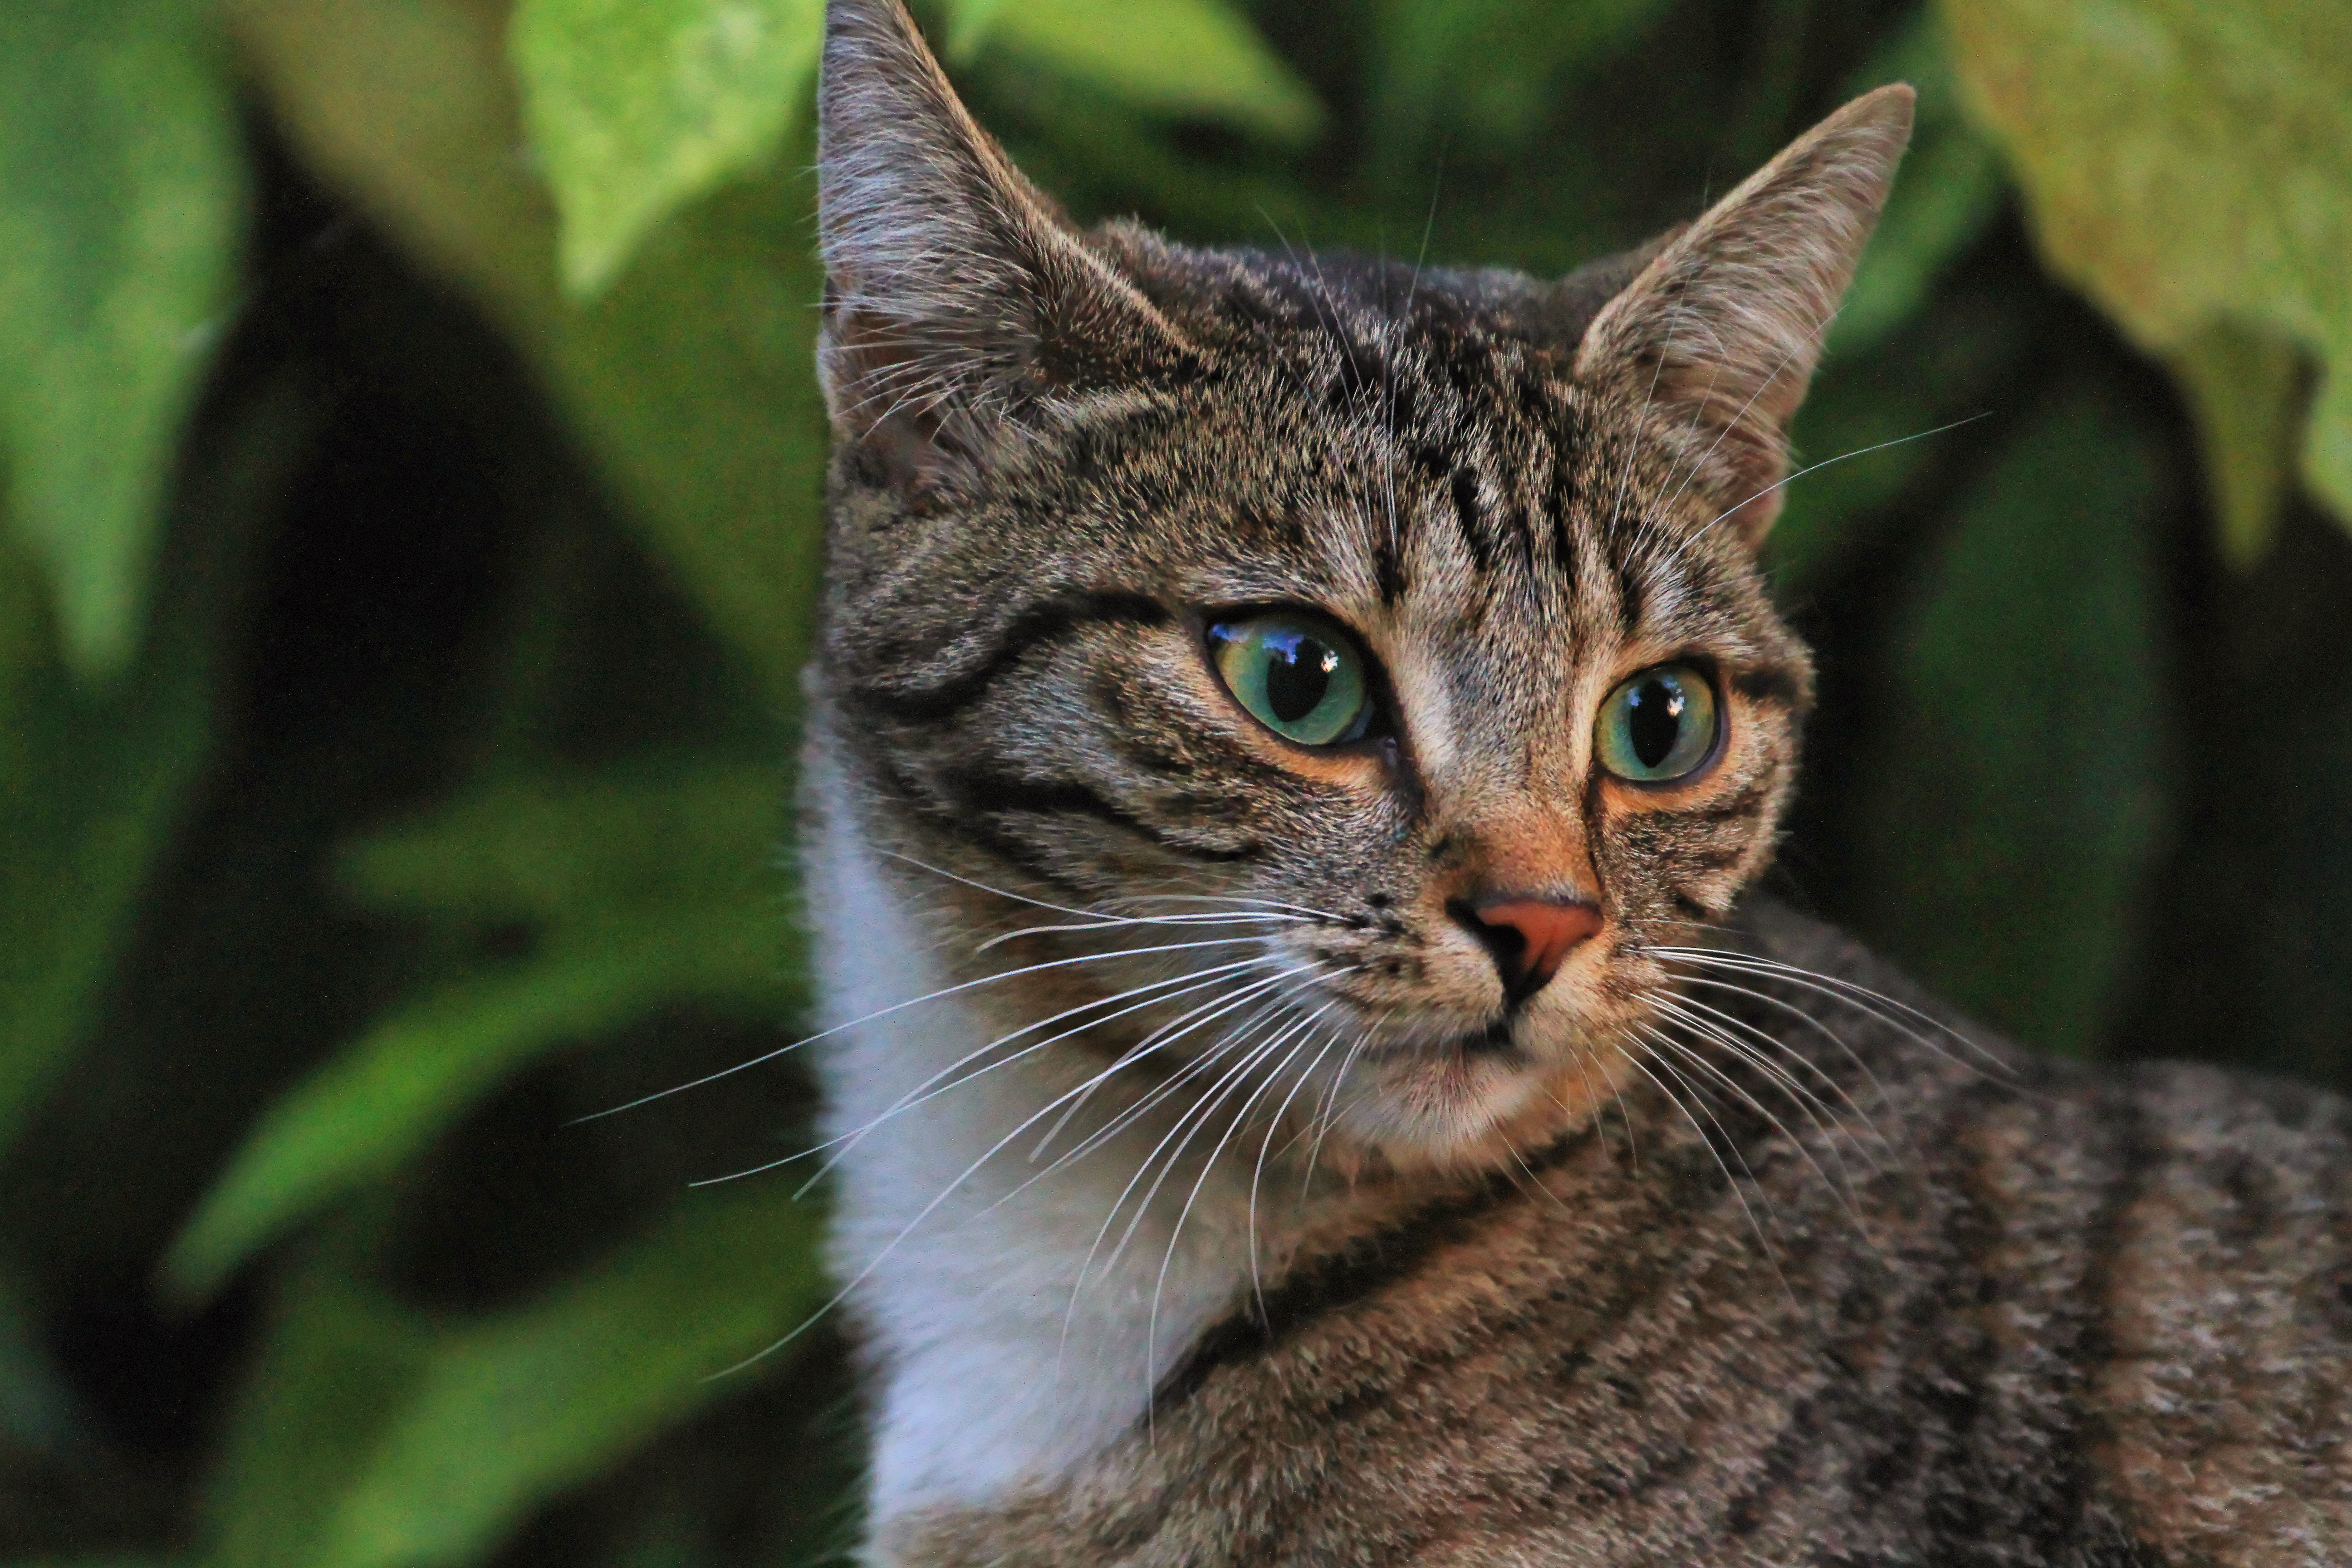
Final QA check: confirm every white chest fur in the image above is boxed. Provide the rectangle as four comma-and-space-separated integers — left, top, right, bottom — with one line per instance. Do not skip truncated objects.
802, 742, 1279, 1524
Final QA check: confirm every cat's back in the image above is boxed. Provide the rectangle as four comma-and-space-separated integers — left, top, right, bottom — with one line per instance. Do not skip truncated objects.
884, 909, 2352, 1568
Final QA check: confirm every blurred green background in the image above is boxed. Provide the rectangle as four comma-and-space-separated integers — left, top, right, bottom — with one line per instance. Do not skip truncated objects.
1, 0, 2347, 1561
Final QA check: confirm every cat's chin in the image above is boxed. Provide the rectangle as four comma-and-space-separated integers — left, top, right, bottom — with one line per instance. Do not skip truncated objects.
1313, 1025, 1632, 1175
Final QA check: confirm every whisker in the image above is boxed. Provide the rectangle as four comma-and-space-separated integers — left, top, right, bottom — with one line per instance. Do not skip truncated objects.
975, 910, 1303, 954
1649, 990, 1890, 1171
1639, 946, 2004, 1074
1641, 1007, 1874, 1234
574, 931, 1279, 1122
1022, 964, 1310, 1167
704, 968, 1313, 1380
718, 956, 1278, 1193
1246, 1009, 1350, 1314
1620, 1035, 1794, 1304
1669, 973, 1912, 1147
1145, 993, 1343, 1395
1697, 412, 1992, 542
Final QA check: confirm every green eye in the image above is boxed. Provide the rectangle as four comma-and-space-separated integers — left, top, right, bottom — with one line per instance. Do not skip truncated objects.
1596, 664, 1720, 783
1208, 612, 1374, 747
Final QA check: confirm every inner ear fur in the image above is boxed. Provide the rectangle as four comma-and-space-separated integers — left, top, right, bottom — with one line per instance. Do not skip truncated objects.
1574, 85, 1915, 547
815, 0, 1192, 491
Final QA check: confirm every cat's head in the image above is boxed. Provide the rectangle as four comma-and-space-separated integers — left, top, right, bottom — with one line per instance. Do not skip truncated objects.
812, 0, 1911, 1169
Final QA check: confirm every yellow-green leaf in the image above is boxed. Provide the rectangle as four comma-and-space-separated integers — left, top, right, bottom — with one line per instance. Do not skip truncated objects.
2168, 318, 2306, 570
951, 0, 1323, 144
512, 0, 826, 297
1942, 0, 2352, 555
0, 0, 244, 677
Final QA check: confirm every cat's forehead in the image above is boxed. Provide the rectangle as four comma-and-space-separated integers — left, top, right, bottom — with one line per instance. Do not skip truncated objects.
1084, 240, 1767, 649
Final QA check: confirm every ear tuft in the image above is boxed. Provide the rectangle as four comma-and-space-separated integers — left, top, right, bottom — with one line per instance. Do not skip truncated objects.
817, 0, 1188, 490
1575, 84, 1915, 545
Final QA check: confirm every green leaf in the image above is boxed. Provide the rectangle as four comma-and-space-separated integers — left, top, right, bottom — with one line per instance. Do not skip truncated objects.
324, 1191, 825, 1567
164, 764, 798, 1299
1942, 0, 2352, 552
2167, 318, 2305, 571
512, 0, 827, 297
0, 0, 244, 677
209, 1258, 432, 1568
950, 0, 1323, 144
228, 0, 830, 705
212, 1193, 825, 1568
1847, 385, 2174, 1056
0, 384, 294, 1159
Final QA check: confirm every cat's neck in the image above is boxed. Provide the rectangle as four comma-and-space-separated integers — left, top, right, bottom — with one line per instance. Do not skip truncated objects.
804, 732, 1379, 1519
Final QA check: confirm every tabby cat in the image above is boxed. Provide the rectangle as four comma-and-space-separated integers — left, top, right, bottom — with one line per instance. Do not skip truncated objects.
799, 2, 2352, 1561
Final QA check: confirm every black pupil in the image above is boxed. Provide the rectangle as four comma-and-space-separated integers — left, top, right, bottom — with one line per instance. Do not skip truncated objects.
1627, 677, 1686, 769
1264, 633, 1335, 724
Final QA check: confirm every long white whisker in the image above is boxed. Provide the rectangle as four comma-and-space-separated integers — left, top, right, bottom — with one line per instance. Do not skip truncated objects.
707, 957, 1277, 1194
1145, 994, 1341, 1396
1620, 1036, 1791, 1302
1649, 990, 1887, 1172
704, 968, 1310, 1380
1246, 1008, 1351, 1314
1639, 946, 2003, 1073
976, 911, 1305, 953
576, 933, 1280, 1121
1697, 411, 1992, 540
1642, 1006, 1873, 1230
1667, 975, 1908, 1148
1023, 965, 1307, 1168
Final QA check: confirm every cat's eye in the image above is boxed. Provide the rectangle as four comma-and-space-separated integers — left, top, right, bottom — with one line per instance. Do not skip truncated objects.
1206, 612, 1375, 748
1595, 664, 1720, 784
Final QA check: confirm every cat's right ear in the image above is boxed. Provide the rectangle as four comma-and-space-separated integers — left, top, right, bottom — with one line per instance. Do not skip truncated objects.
816, 0, 1192, 493
1573, 85, 1914, 547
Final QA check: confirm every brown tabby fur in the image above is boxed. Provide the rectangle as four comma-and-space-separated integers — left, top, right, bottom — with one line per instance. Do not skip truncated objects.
804, 1, 2352, 1561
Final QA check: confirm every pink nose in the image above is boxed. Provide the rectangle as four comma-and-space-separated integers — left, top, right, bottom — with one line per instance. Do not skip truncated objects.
1465, 895, 1603, 1003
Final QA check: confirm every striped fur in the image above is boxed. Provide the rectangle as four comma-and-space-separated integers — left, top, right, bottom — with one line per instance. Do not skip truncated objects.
801, 2, 2352, 1560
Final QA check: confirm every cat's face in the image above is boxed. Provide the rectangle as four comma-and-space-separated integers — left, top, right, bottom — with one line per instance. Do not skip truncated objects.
813, 0, 1910, 1167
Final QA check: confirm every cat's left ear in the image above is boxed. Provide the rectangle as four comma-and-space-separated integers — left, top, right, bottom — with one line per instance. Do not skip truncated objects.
1574, 85, 1914, 546
815, 0, 1194, 493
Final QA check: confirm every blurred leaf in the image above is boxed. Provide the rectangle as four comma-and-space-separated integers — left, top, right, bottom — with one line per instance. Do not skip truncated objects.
512, 0, 825, 297
213, 1191, 825, 1568
1850, 385, 2173, 1055
210, 1258, 431, 1568
949, 0, 1323, 143
166, 764, 797, 1298
324, 1190, 824, 1567
1831, 10, 2005, 354
1362, 0, 1671, 171
0, 0, 244, 676
1943, 0, 2352, 548
0, 384, 297, 1158
2169, 319, 2304, 571
228, 0, 828, 704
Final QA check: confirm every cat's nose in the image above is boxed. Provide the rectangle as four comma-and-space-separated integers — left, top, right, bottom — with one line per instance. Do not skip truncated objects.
1459, 895, 1604, 1004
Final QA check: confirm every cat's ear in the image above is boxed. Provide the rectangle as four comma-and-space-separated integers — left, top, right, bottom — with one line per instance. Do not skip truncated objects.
1574, 85, 1914, 546
816, 0, 1191, 491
